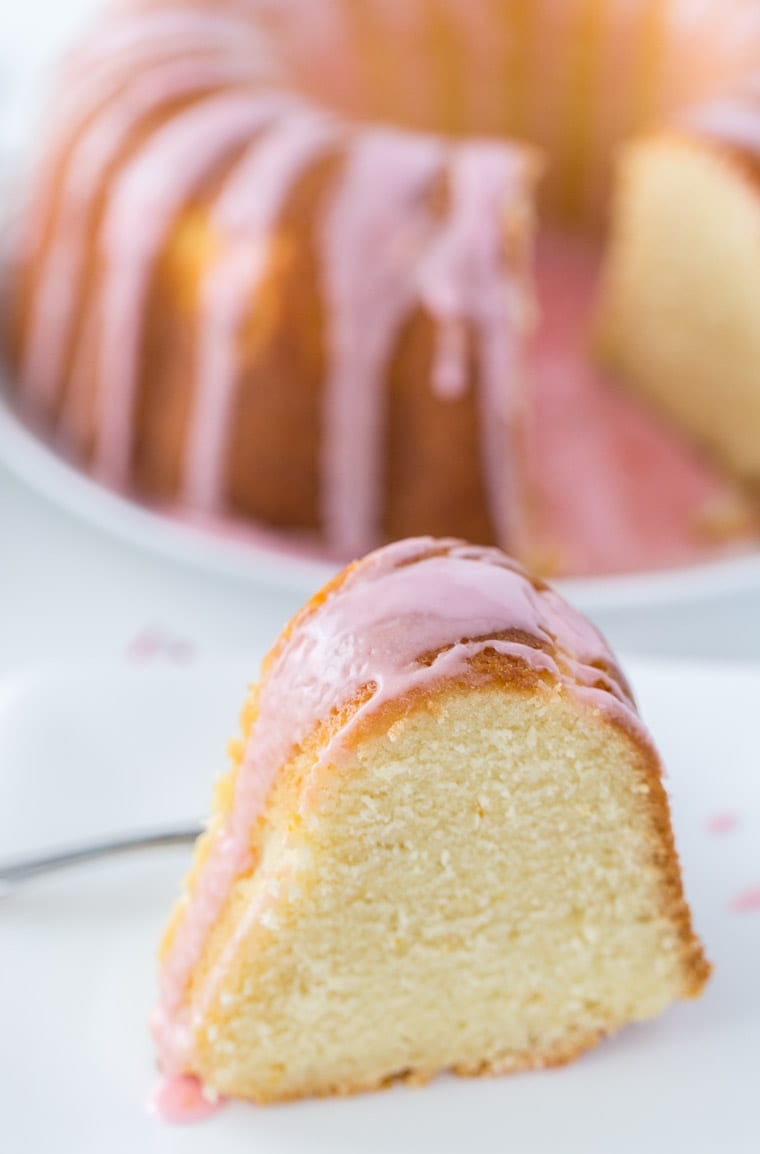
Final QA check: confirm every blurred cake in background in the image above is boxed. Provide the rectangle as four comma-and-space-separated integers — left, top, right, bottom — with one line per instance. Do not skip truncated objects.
2, 0, 760, 575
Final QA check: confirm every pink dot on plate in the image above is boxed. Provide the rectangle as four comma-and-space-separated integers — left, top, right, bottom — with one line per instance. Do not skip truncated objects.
706, 812, 739, 834
731, 886, 760, 914
126, 628, 162, 663
149, 1075, 225, 1124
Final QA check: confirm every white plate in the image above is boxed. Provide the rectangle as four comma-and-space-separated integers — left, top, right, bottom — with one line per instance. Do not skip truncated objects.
3, 387, 760, 612
0, 657, 758, 1153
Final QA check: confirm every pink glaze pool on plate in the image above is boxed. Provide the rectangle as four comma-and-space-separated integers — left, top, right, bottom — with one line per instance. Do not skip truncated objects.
149, 1075, 225, 1124
731, 885, 760, 914
705, 812, 740, 835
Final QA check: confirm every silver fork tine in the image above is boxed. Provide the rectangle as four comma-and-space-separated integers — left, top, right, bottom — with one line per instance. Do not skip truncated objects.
0, 824, 203, 895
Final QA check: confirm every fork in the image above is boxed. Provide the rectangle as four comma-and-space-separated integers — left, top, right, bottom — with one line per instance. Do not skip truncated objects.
0, 824, 203, 896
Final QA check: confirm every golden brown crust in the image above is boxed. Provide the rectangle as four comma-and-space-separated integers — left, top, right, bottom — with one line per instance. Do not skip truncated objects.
225, 1028, 610, 1106
607, 716, 712, 1000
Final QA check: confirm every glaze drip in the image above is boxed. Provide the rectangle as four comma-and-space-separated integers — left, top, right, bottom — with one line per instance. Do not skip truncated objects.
22, 55, 265, 417
185, 108, 341, 509
95, 92, 294, 482
320, 131, 445, 553
418, 144, 536, 549
684, 86, 760, 153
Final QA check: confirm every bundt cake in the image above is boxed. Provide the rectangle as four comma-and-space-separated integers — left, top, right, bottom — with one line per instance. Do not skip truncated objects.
599, 81, 760, 486
152, 537, 709, 1105
3, 1, 760, 573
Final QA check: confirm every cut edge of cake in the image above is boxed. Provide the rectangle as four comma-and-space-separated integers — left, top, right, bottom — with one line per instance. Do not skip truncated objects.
596, 129, 760, 487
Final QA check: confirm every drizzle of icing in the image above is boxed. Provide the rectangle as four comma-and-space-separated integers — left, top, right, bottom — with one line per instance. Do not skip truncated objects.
72, 7, 258, 71
152, 536, 643, 1074
126, 626, 196, 665
149, 1075, 225, 1124
184, 108, 341, 509
320, 131, 445, 553
684, 92, 760, 153
22, 54, 262, 417
13, 7, 266, 264
95, 92, 296, 482
320, 133, 535, 554
417, 143, 535, 550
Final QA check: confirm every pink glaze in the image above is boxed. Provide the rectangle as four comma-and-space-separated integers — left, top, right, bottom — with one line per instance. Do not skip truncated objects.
71, 8, 257, 72
321, 132, 534, 555
275, 0, 369, 126
51, 9, 263, 143
319, 131, 445, 553
153, 536, 644, 1073
126, 626, 196, 665
150, 1074, 225, 1124
95, 92, 293, 483
418, 143, 535, 551
685, 92, 760, 153
526, 231, 751, 576
22, 54, 261, 416
13, 7, 264, 264
418, 144, 527, 400
706, 812, 740, 835
184, 108, 340, 509
731, 885, 760, 913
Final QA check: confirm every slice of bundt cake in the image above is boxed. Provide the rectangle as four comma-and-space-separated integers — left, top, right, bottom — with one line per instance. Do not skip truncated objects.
152, 537, 709, 1104
598, 88, 760, 486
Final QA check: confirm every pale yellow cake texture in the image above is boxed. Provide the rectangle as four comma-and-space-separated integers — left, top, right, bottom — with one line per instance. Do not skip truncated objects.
598, 134, 760, 484
159, 662, 709, 1104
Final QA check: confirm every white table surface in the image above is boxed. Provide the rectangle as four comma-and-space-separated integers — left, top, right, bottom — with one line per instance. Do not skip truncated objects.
4, 457, 760, 676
